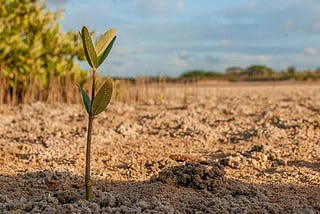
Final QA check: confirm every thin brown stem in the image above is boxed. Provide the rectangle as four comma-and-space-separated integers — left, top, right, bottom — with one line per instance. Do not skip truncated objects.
85, 68, 97, 201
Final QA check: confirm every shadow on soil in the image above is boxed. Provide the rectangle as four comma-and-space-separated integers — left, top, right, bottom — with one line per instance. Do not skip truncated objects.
287, 160, 320, 173
0, 163, 320, 213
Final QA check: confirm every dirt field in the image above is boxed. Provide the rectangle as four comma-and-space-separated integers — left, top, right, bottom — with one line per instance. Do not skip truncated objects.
0, 82, 319, 213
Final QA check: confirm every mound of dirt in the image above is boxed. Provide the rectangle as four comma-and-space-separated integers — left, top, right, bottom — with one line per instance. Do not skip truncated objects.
155, 162, 225, 191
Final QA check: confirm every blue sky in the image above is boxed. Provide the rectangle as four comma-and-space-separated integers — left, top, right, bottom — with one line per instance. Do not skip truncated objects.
47, 0, 320, 77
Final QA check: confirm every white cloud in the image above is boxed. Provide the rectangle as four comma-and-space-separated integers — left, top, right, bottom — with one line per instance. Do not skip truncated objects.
311, 22, 320, 31
204, 55, 220, 64
131, 48, 145, 54
304, 47, 317, 56
148, 0, 169, 13
237, 54, 271, 63
282, 19, 294, 30
245, 1, 258, 9
169, 52, 190, 71
113, 47, 126, 56
110, 59, 124, 67
178, 50, 190, 60
222, 53, 271, 66
257, 55, 271, 63
221, 39, 231, 47
177, 0, 185, 12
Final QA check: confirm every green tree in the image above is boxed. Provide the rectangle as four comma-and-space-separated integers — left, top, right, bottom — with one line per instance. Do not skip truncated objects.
180, 70, 222, 79
245, 65, 274, 81
0, 0, 86, 102
287, 66, 295, 76
225, 66, 244, 81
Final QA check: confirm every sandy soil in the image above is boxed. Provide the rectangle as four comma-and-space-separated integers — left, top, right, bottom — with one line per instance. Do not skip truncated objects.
0, 82, 319, 213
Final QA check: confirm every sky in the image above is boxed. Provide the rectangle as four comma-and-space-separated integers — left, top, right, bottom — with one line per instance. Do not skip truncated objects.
46, 0, 320, 77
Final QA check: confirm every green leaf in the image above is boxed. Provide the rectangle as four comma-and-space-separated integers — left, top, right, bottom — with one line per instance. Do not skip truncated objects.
91, 77, 113, 116
81, 26, 98, 68
77, 84, 91, 114
95, 29, 116, 56
97, 36, 116, 67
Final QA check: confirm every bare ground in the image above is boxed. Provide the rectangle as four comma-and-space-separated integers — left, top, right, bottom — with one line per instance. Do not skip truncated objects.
0, 82, 320, 213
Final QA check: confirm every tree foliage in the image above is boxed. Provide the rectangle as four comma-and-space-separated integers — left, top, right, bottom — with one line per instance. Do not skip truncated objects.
180, 65, 320, 82
181, 70, 222, 79
0, 0, 87, 102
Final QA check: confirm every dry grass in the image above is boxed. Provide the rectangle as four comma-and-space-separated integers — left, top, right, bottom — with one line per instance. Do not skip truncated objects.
0, 75, 82, 106
3, 73, 315, 108
0, 74, 203, 107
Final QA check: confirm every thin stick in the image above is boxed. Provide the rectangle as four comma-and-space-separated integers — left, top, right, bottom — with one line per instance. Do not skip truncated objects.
85, 68, 96, 201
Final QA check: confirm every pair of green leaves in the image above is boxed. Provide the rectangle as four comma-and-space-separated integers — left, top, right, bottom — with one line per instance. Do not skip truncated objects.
78, 77, 113, 116
80, 26, 116, 69
78, 26, 116, 116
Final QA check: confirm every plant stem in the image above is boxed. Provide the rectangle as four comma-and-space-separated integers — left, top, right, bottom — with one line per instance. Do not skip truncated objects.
85, 68, 96, 201
85, 114, 93, 200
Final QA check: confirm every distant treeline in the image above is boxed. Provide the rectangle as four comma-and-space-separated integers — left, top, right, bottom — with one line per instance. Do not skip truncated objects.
114, 65, 320, 83
179, 65, 320, 82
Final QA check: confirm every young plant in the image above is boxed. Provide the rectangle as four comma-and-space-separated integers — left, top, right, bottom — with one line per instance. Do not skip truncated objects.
78, 26, 116, 201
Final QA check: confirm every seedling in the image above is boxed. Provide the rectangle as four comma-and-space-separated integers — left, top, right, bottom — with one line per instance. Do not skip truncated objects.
78, 26, 116, 201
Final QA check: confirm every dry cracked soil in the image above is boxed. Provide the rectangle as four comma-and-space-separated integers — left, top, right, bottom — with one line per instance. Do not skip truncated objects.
0, 82, 320, 213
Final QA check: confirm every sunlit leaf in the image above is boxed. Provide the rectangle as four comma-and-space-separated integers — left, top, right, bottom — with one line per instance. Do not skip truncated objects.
95, 29, 116, 57
98, 36, 116, 67
81, 26, 98, 68
91, 77, 113, 116
77, 84, 91, 114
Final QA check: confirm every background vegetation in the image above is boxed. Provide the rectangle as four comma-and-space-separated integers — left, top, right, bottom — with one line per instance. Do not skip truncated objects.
0, 0, 87, 105
180, 65, 320, 82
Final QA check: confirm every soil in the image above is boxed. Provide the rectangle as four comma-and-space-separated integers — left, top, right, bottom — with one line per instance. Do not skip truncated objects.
0, 82, 320, 213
